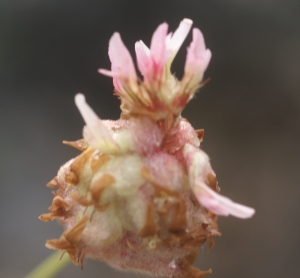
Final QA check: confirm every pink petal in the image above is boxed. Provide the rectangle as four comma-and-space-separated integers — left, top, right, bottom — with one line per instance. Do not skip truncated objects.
168, 18, 193, 58
75, 94, 119, 153
184, 28, 211, 84
149, 22, 169, 70
99, 32, 137, 92
183, 143, 255, 219
135, 41, 151, 76
109, 33, 136, 78
135, 23, 171, 80
135, 19, 193, 81
195, 183, 255, 218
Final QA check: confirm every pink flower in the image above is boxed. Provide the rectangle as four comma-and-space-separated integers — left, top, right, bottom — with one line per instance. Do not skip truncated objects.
99, 18, 211, 119
183, 144, 255, 218
75, 94, 120, 153
99, 33, 138, 93
184, 28, 212, 88
135, 22, 169, 81
40, 19, 255, 278
135, 18, 193, 82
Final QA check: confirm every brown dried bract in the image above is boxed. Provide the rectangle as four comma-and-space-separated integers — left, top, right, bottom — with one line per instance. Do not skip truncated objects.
162, 224, 208, 250
71, 191, 93, 207
63, 139, 88, 152
39, 213, 55, 222
66, 148, 95, 185
46, 216, 89, 265
39, 196, 71, 221
139, 203, 160, 237
178, 226, 209, 248
46, 177, 59, 188
71, 174, 115, 212
203, 219, 221, 250
65, 171, 78, 185
195, 129, 204, 142
89, 174, 115, 201
206, 173, 220, 193
168, 199, 187, 233
51, 196, 71, 217
178, 258, 212, 278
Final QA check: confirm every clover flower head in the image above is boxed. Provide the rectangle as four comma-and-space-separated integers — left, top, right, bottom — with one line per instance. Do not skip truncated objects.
40, 19, 255, 277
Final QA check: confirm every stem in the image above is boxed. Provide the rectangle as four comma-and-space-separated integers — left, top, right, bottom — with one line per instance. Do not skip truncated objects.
25, 252, 70, 278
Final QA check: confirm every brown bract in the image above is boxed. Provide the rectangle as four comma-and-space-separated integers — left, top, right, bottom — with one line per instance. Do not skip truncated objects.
63, 139, 88, 152
195, 129, 204, 142
178, 258, 212, 278
46, 217, 89, 265
46, 177, 59, 188
39, 196, 71, 222
72, 173, 115, 212
65, 148, 95, 185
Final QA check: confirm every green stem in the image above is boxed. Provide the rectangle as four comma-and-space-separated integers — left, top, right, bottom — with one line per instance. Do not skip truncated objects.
25, 252, 70, 278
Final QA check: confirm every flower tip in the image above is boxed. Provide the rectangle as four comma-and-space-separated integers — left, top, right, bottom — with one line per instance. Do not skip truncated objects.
75, 93, 85, 107
197, 191, 256, 219
230, 206, 255, 219
98, 68, 114, 77
239, 206, 256, 219
222, 200, 256, 219
167, 19, 193, 60
74, 93, 100, 128
182, 18, 193, 26
110, 32, 121, 41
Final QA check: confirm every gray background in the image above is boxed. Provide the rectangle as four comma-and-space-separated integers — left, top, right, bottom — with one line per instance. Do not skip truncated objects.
1, 0, 299, 277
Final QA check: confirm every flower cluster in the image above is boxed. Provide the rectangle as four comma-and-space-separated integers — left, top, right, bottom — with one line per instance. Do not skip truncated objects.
99, 18, 211, 121
40, 19, 254, 277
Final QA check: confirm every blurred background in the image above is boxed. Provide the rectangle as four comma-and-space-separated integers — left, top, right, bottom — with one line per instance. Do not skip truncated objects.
1, 0, 299, 277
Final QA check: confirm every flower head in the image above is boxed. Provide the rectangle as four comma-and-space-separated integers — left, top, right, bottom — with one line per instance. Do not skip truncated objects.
40, 19, 254, 277
99, 18, 211, 120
